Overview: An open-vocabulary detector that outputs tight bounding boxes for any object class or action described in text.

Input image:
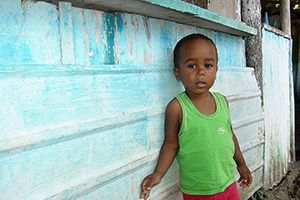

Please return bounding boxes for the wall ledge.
[40,0,257,36]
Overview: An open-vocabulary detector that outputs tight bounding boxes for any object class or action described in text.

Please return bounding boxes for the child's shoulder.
[211,91,229,106]
[211,91,227,100]
[166,96,182,111]
[167,97,180,109]
[211,91,224,96]
[165,97,182,121]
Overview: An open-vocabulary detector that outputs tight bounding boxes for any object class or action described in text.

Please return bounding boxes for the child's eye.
[205,64,213,68]
[188,64,196,68]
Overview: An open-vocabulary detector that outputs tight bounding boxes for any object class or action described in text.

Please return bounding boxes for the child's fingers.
[140,177,151,199]
[248,174,253,185]
[239,178,251,188]
[242,179,248,187]
[140,186,151,199]
[238,177,243,183]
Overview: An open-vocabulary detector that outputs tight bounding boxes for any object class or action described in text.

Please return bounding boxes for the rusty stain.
[122,14,133,57]
[143,17,151,42]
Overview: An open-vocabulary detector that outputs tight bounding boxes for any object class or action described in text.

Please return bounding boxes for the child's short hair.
[173,33,218,69]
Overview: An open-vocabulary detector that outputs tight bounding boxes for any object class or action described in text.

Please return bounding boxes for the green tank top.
[175,92,236,195]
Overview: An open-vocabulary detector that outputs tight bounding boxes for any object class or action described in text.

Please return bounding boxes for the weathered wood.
[59,2,75,64]
[280,0,291,36]
[39,0,256,36]
[241,0,263,90]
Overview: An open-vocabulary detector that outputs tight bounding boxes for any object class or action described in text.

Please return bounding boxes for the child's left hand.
[237,165,252,187]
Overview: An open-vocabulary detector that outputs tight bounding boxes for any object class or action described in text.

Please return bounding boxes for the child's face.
[174,39,218,97]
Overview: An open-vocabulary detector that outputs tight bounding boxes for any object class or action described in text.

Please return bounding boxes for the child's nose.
[196,67,205,75]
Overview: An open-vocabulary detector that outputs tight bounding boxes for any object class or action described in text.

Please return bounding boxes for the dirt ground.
[249,147,300,200]
[261,163,300,200]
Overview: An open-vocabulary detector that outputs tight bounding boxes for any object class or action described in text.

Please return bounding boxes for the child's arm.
[224,95,252,187]
[231,127,252,187]
[140,99,181,200]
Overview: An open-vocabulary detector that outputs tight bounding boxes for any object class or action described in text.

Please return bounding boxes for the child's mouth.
[196,81,206,87]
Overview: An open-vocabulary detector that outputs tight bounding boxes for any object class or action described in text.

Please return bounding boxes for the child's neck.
[186,91,216,115]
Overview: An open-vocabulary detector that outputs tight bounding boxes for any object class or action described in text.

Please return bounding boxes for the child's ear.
[174,67,181,81]
[215,66,218,79]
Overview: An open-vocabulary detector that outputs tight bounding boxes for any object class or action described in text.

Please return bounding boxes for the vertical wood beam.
[280,0,291,37]
[242,0,263,92]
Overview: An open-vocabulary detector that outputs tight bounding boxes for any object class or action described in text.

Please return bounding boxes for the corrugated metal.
[262,28,293,188]
[0,1,264,199]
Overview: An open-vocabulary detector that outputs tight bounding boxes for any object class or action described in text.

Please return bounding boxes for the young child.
[140,33,252,200]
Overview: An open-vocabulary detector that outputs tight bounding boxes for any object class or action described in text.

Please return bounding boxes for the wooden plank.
[40,0,257,36]
[59,2,75,64]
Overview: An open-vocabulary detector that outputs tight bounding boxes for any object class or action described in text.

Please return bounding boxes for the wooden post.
[241,0,263,91]
[280,0,291,36]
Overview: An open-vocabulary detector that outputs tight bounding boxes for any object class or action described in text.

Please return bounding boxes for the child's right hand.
[140,172,162,200]
[237,164,252,187]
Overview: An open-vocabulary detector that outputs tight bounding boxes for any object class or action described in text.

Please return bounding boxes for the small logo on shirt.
[217,127,225,135]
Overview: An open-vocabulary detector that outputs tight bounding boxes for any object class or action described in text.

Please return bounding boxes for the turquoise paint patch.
[216,32,245,68]
[116,13,124,33]
[103,13,115,64]
[0,0,60,64]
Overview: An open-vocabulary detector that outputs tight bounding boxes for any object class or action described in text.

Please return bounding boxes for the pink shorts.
[182,182,240,200]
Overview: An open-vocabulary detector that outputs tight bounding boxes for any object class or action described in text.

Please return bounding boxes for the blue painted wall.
[0,1,264,199]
